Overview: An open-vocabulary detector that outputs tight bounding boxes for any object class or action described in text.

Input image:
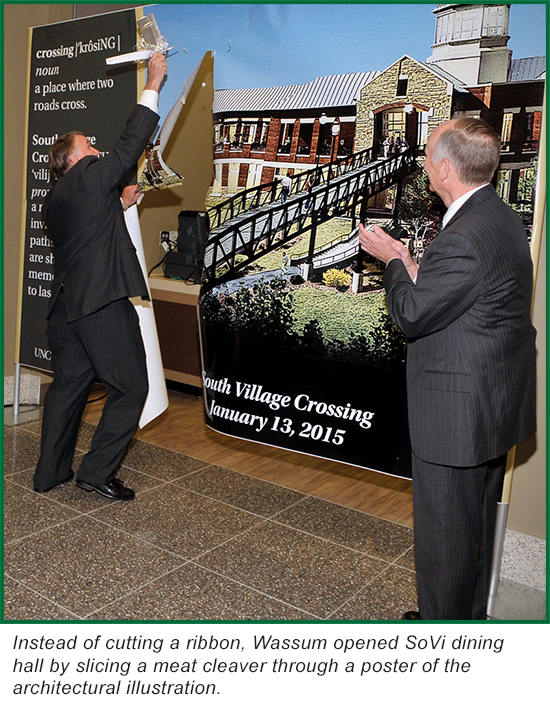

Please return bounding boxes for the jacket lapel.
[443,184,497,230]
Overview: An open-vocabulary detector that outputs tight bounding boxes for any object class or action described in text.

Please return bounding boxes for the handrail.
[204,146,417,287]
[208,144,384,230]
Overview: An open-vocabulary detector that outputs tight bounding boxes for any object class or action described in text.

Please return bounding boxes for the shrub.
[322,268,351,289]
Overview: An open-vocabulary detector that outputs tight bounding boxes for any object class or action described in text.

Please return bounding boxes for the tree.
[389,170,446,261]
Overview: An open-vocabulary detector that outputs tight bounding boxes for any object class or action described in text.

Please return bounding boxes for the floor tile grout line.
[185,518,275,564]
[192,549,382,622]
[241,515,412,566]
[9,470,400,569]
[6,439,414,560]
[9,473,414,568]
[91,474,413,566]
[189,561,324,620]
[81,561,198,620]
[8,478,413,573]
[6,419,414,621]
[78,512,195,562]
[78,419,414,529]
[8,465,183,501]
[6,511,323,621]
[184,519,410,617]
[166,478,312,520]
[323,561,400,620]
[4,574,84,620]
[82,560,321,621]
[7,419,414,529]
[4,466,36,478]
[5,500,97,547]
[326,551,421,620]
[7,468,414,571]
[118,462,212,481]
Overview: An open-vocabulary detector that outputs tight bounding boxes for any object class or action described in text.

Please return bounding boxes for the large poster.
[18,4,543,479]
[17,9,139,370]
[147,2,544,479]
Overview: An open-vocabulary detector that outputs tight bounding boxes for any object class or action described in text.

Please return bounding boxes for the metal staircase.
[204,146,418,286]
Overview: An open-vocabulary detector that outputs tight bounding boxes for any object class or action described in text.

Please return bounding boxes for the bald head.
[430,118,501,187]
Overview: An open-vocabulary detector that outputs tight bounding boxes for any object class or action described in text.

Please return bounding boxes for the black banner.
[199,295,412,478]
[18,10,139,369]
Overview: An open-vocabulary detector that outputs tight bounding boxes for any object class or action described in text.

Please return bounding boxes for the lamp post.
[318,113,328,162]
[331,119,340,162]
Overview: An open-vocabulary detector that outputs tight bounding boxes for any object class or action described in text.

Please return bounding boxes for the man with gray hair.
[359,118,536,620]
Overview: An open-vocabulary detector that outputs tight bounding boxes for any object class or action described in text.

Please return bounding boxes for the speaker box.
[163,210,209,282]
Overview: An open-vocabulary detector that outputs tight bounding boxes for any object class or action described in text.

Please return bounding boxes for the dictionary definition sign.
[17,10,138,370]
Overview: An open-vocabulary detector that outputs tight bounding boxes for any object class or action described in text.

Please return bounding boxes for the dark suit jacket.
[45,104,159,323]
[384,184,536,467]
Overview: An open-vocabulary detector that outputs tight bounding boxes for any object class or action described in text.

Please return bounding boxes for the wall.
[509,218,546,539]
[356,56,453,151]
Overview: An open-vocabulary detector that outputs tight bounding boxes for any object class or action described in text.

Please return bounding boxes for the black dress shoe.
[76,478,135,501]
[402,611,422,620]
[34,470,75,493]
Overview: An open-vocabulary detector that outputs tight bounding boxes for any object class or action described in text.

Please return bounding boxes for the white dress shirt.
[441,183,489,228]
[138,89,159,114]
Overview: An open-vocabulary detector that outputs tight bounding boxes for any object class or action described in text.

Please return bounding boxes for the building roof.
[213,71,381,114]
[508,56,546,82]
[408,56,469,93]
[213,53,544,116]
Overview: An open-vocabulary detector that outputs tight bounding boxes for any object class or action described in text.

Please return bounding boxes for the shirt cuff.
[139,89,159,114]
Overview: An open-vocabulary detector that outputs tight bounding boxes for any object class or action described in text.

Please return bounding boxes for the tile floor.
[4,419,417,621]
[4,416,544,621]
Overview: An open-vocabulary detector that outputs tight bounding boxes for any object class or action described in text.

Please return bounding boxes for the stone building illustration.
[211,4,544,205]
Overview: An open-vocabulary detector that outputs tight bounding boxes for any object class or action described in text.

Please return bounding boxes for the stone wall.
[356,56,454,151]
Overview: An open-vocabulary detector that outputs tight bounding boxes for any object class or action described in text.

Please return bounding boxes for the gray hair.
[432,118,500,186]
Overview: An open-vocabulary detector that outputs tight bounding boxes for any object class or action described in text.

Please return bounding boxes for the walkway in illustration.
[204,146,417,286]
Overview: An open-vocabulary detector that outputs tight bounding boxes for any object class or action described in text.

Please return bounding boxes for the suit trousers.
[412,451,506,621]
[33,293,148,490]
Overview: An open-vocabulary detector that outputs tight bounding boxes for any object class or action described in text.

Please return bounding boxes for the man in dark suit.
[33,53,168,501]
[359,118,536,620]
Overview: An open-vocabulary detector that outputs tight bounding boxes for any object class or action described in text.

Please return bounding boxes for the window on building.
[278,122,293,153]
[337,122,354,156]
[501,113,513,152]
[496,169,511,201]
[297,123,313,155]
[396,76,408,97]
[452,7,482,41]
[435,13,453,44]
[213,123,223,146]
[251,120,270,151]
[384,110,406,138]
[214,122,232,151]
[230,120,243,149]
[418,112,429,147]
[517,163,537,203]
[523,111,541,152]
[245,122,256,144]
[482,4,508,37]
